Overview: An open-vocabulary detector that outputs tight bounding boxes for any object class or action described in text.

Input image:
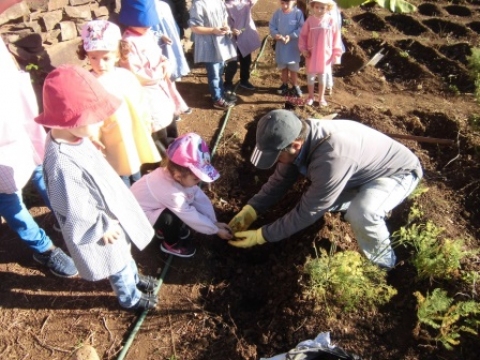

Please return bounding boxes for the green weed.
[395,222,478,282]
[304,249,397,312]
[414,288,480,350]
[467,47,480,104]
[468,113,480,131]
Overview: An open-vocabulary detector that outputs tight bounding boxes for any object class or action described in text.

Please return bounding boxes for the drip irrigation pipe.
[116,34,272,360]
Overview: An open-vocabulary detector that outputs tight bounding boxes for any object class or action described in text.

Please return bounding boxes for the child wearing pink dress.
[298,0,343,107]
[118,0,191,155]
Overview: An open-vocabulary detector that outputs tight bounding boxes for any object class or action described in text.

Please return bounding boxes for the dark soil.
[1,1,480,359]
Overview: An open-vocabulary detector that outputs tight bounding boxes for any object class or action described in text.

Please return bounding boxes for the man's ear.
[290,140,303,153]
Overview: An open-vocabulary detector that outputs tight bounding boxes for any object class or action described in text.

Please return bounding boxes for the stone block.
[64,5,92,20]
[93,6,109,18]
[41,10,63,31]
[0,2,30,26]
[26,0,48,12]
[42,38,84,69]
[45,29,62,44]
[70,0,92,5]
[60,20,77,41]
[48,0,69,11]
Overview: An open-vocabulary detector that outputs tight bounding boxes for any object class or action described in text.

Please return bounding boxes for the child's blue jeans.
[329,171,421,269]
[0,165,54,254]
[108,258,142,309]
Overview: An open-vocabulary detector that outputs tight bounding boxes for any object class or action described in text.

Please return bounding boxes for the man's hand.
[229,228,266,248]
[228,205,257,233]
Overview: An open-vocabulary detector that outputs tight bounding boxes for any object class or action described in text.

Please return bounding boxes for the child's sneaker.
[326,87,332,96]
[213,98,235,109]
[160,239,196,258]
[130,291,158,311]
[277,83,288,95]
[33,247,78,278]
[155,227,191,240]
[136,274,159,293]
[183,107,193,115]
[292,85,302,97]
[306,98,314,106]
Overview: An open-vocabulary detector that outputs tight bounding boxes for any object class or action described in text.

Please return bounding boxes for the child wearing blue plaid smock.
[37,65,158,312]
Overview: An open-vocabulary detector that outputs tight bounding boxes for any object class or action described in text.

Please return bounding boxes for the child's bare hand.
[216,222,234,240]
[283,35,290,44]
[103,222,121,244]
[302,50,311,58]
[161,35,172,45]
[275,34,284,41]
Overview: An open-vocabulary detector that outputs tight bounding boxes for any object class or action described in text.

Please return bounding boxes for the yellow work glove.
[228,228,266,248]
[228,205,257,233]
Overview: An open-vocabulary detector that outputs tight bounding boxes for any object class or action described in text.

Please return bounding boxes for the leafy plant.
[468,113,480,130]
[395,222,478,281]
[413,288,480,350]
[336,0,417,13]
[467,47,480,104]
[399,50,409,58]
[304,249,397,311]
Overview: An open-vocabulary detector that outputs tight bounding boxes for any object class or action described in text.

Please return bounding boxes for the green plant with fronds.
[414,288,480,350]
[468,113,480,131]
[467,47,480,104]
[395,222,478,281]
[336,0,416,13]
[304,249,397,312]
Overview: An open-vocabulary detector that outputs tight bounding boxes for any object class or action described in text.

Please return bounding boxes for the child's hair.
[76,41,121,61]
[166,159,193,178]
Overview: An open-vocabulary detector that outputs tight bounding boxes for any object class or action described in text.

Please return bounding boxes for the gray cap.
[250,110,302,169]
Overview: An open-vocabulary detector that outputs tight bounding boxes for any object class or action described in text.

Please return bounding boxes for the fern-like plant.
[467,47,480,104]
[304,249,397,312]
[395,222,478,281]
[414,288,480,350]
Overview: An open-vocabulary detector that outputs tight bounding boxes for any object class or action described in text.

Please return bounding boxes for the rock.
[64,5,92,20]
[45,29,61,44]
[42,38,83,69]
[0,2,30,26]
[47,0,69,12]
[92,6,109,18]
[41,10,62,31]
[60,21,77,41]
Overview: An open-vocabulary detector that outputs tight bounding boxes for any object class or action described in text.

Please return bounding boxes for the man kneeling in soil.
[228,109,423,269]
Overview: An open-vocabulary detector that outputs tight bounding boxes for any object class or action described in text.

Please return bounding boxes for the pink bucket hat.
[81,20,122,52]
[167,133,220,183]
[35,65,121,129]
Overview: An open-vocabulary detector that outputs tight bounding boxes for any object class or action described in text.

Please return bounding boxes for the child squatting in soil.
[269,0,305,97]
[118,0,191,155]
[37,65,158,311]
[299,0,343,107]
[77,19,161,188]
[131,133,234,258]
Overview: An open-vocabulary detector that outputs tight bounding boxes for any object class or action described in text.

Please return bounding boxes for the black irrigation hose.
[116,35,271,359]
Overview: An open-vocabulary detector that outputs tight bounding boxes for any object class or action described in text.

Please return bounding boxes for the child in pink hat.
[78,19,161,187]
[37,65,158,311]
[131,133,233,258]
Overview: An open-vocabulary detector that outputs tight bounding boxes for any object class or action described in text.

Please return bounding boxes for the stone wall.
[0,0,191,72]
[0,0,121,70]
